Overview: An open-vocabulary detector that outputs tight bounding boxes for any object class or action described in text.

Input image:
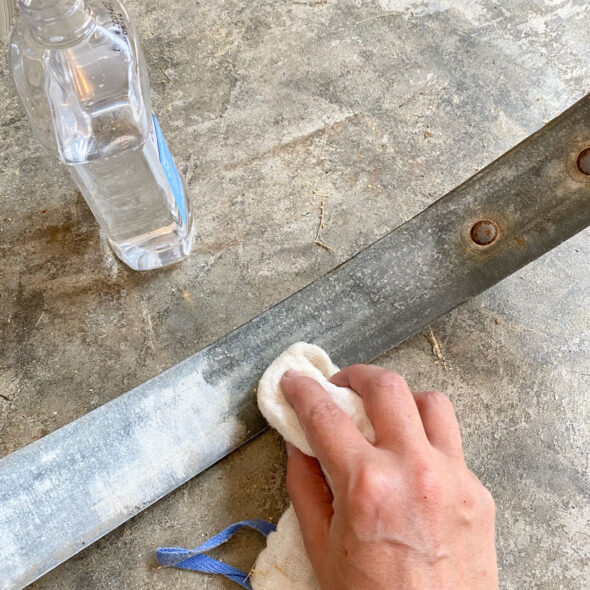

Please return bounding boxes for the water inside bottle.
[10,0,195,271]
[70,131,194,270]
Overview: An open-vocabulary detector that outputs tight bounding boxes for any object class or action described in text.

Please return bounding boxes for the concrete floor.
[0,0,589,588]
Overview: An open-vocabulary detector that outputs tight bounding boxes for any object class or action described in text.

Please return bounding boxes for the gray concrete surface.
[0,0,588,588]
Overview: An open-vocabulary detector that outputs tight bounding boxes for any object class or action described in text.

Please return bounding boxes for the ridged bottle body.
[11,0,194,270]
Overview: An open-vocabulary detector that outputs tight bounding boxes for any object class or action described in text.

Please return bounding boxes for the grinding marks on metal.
[1,94,590,589]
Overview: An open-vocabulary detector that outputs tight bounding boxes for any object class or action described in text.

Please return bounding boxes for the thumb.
[286,443,333,559]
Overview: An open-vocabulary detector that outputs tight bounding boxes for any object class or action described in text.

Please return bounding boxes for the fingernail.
[285,441,295,456]
[283,369,303,380]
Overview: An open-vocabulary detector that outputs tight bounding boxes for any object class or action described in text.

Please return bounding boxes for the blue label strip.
[157,519,277,589]
[152,114,187,224]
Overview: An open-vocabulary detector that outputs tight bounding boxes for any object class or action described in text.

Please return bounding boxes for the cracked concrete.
[0,0,589,588]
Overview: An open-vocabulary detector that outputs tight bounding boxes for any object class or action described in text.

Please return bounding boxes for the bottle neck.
[19,0,92,45]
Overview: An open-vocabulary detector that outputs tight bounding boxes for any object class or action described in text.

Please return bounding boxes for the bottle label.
[152,114,188,224]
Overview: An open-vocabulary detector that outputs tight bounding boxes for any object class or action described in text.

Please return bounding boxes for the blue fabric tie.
[157,519,277,589]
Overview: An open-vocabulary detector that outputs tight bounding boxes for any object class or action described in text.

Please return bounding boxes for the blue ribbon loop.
[157,519,277,589]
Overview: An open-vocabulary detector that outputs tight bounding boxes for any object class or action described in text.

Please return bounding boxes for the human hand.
[281,365,498,590]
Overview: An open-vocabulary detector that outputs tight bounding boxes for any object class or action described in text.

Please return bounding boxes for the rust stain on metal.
[470,219,500,246]
[577,147,590,175]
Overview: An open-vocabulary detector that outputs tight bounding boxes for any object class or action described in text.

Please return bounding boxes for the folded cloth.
[252,342,375,590]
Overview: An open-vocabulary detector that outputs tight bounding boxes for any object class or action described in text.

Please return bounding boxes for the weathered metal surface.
[1,94,590,589]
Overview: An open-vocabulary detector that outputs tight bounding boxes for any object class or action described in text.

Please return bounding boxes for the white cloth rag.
[252,342,375,590]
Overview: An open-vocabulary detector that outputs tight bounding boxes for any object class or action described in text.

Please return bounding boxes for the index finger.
[281,371,371,485]
[330,364,428,451]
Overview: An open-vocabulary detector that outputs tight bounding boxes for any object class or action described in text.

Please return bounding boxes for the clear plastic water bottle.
[10,0,194,271]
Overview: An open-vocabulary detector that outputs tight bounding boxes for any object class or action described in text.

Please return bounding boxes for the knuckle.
[305,400,341,428]
[286,377,323,405]
[457,487,478,515]
[291,376,314,394]
[371,370,407,394]
[282,376,306,400]
[354,463,388,496]
[456,476,496,525]
[412,457,444,506]
[347,463,391,524]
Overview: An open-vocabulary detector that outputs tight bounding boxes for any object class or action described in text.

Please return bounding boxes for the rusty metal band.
[1,94,589,589]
